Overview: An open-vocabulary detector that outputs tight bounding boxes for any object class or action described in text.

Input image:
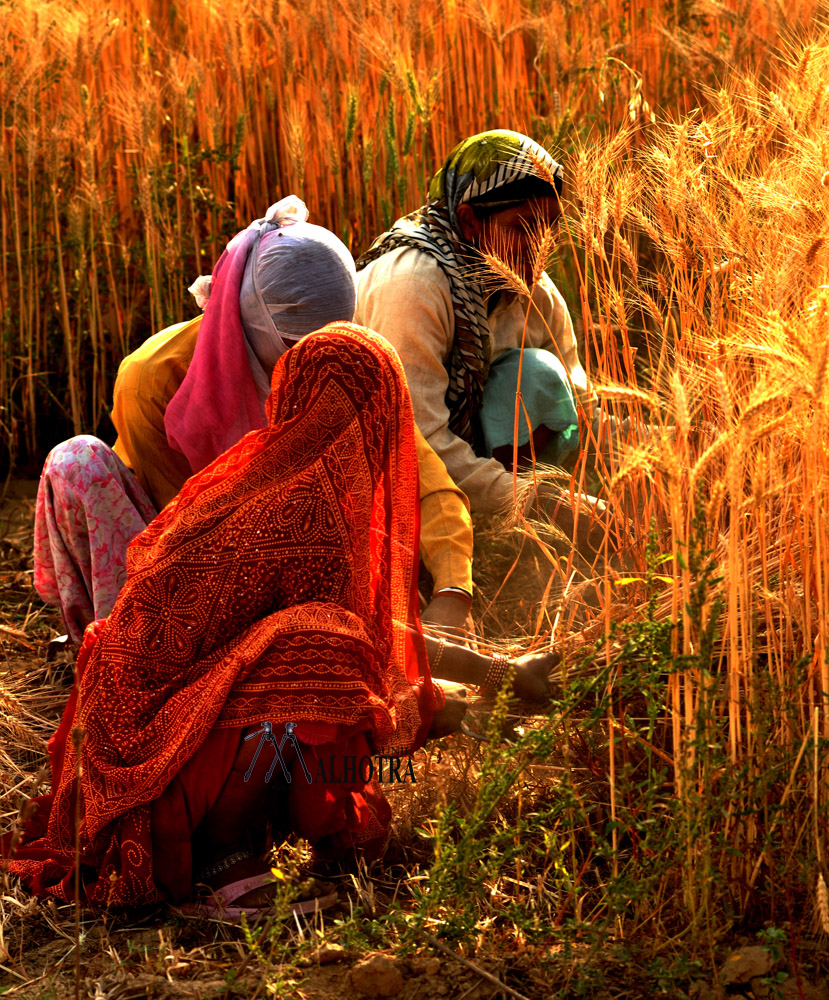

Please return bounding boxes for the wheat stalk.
[817,873,829,935]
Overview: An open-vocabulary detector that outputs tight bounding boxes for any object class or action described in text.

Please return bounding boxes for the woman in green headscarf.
[355,130,602,576]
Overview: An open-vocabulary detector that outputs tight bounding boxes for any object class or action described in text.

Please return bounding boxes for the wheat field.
[2,0,829,996]
[0,0,819,467]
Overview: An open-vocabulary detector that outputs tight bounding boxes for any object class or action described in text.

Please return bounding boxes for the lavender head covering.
[239,217,357,397]
[168,197,358,473]
[189,195,358,401]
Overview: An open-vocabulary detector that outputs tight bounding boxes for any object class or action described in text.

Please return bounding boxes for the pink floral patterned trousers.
[33,436,158,643]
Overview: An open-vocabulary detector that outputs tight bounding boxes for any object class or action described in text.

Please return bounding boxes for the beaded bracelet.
[199,849,253,882]
[431,637,447,673]
[482,653,513,694]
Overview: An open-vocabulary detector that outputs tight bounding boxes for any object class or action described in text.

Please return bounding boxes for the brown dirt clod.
[719,945,774,984]
[349,953,405,997]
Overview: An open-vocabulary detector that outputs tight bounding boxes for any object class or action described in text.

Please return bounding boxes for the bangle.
[482,653,513,694]
[433,588,473,608]
[430,637,447,673]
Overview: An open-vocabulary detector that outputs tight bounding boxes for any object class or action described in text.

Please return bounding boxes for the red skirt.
[7,708,391,906]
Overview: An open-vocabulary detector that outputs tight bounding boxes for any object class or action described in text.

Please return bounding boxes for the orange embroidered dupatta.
[6,324,432,904]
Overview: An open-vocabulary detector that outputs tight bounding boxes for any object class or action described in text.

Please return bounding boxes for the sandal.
[173,872,338,922]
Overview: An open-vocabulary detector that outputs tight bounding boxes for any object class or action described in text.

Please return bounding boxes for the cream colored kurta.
[355,247,591,513]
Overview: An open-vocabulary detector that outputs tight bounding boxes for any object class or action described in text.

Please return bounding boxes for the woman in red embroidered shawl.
[7,323,556,918]
[7,323,462,915]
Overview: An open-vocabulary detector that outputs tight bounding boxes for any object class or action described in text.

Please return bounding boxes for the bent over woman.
[7,324,553,919]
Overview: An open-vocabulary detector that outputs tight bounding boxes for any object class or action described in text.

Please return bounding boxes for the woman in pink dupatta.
[33,197,362,643]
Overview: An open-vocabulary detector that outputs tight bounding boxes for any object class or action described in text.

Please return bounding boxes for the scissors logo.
[243,721,313,785]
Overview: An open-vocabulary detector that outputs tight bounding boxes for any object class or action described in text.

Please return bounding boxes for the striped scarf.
[357,130,563,448]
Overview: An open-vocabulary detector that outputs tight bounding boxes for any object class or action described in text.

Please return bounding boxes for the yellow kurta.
[111,315,473,594]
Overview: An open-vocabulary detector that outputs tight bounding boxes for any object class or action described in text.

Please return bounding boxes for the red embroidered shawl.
[8,323,431,902]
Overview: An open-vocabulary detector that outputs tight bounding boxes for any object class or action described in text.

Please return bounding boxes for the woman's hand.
[428,681,468,738]
[509,649,559,702]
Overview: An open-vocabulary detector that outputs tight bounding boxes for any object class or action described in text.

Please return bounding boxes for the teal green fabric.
[480,348,579,464]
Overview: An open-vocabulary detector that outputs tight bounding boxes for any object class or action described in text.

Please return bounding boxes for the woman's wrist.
[431,587,473,607]
[480,653,514,694]
[423,632,515,692]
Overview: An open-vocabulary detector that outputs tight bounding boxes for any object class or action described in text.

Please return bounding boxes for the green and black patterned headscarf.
[357,130,563,448]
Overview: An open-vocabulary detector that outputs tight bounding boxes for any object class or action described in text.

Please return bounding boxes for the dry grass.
[0,506,630,1000]
[526,23,829,944]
